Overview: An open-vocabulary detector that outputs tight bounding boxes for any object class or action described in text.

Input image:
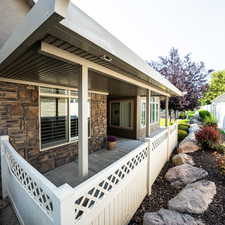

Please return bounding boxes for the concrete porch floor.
[45,138,144,187]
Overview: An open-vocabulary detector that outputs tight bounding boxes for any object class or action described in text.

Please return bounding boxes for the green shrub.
[198,109,211,121]
[219,129,225,136]
[179,112,186,119]
[187,111,195,119]
[178,124,190,131]
[178,119,190,125]
[203,115,217,127]
[178,129,188,142]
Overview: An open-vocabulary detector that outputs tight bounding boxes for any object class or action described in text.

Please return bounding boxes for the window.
[110,100,133,129]
[140,100,146,128]
[150,97,159,123]
[40,87,91,149]
[140,97,160,127]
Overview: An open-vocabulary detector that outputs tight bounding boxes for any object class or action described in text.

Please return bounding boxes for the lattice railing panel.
[151,131,168,151]
[73,144,148,222]
[5,149,54,216]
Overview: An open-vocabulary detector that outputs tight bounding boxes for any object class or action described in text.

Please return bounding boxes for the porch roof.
[0,0,182,97]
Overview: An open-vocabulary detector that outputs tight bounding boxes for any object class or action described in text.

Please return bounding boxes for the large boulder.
[189,124,201,134]
[143,208,205,225]
[172,153,195,166]
[177,141,200,153]
[168,180,216,214]
[165,164,208,188]
[184,132,197,143]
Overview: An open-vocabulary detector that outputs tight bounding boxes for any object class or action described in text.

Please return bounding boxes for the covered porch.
[45,138,144,187]
[0,1,182,225]
[1,124,177,225]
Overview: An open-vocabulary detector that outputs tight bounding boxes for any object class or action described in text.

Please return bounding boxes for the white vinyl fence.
[201,103,225,131]
[1,124,178,225]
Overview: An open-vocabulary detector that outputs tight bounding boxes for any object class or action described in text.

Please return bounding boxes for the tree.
[149,47,209,114]
[200,70,225,105]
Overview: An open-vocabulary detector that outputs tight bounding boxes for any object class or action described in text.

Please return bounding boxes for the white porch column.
[78,65,89,176]
[165,96,169,127]
[146,90,151,137]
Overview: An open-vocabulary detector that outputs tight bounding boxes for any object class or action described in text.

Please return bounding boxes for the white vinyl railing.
[146,123,178,193]
[1,124,177,225]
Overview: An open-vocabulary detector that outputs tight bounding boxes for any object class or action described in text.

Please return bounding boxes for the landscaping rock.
[189,124,201,134]
[177,141,200,153]
[190,118,202,125]
[165,164,208,187]
[184,132,197,143]
[0,199,8,209]
[143,208,205,225]
[172,153,195,166]
[168,180,216,214]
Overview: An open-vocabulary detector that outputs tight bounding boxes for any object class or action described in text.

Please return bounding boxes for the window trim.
[140,100,146,128]
[140,97,160,128]
[39,87,91,151]
[150,97,160,124]
[109,99,134,130]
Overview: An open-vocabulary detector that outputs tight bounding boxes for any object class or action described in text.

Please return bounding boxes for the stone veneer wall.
[0,82,107,173]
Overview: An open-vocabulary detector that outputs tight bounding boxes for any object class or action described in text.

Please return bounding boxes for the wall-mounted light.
[101,55,112,62]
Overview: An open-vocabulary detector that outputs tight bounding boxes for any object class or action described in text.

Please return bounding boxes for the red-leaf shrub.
[195,126,221,150]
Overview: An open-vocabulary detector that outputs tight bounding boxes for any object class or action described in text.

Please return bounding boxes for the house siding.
[0,81,107,173]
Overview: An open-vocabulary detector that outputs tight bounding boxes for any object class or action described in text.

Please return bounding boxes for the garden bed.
[129,150,225,225]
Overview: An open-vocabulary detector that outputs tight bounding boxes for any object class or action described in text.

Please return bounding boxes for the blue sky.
[73,0,225,71]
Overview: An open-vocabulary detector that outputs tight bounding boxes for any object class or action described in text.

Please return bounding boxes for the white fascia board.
[0,0,69,68]
[61,3,182,96]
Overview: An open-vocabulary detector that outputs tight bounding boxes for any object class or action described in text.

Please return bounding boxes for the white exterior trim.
[0,77,109,96]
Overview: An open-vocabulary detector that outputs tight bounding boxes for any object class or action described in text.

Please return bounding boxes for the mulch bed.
[129,150,225,225]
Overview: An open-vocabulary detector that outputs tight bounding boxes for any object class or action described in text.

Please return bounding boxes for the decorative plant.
[198,109,211,121]
[187,111,195,119]
[203,115,218,127]
[195,126,221,150]
[178,130,188,142]
[178,124,190,132]
[107,136,117,142]
[178,112,186,119]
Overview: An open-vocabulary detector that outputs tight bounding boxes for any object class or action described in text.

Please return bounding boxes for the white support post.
[0,135,9,199]
[145,137,152,195]
[53,184,75,225]
[165,96,169,127]
[165,96,170,160]
[78,65,89,177]
[146,90,151,137]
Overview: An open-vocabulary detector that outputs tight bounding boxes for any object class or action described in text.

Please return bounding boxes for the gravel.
[129,150,225,225]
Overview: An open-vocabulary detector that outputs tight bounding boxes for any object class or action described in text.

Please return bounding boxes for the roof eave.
[0,0,182,97]
[0,0,69,70]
